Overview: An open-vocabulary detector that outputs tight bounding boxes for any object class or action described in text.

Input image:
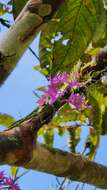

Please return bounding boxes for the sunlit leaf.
[87,48,101,56]
[0,113,15,127]
[56,126,66,136]
[11,166,18,178]
[36,86,47,92]
[43,128,54,148]
[0,3,6,16]
[101,105,107,135]
[87,84,107,136]
[40,0,105,76]
[85,134,100,160]
[67,126,81,153]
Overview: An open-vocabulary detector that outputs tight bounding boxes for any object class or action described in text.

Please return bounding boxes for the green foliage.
[42,128,54,148]
[0,113,15,127]
[87,86,103,133]
[68,127,81,153]
[87,84,107,135]
[52,103,86,125]
[56,126,66,136]
[102,107,107,135]
[12,0,28,19]
[11,166,18,178]
[0,3,7,16]
[85,133,99,160]
[39,0,105,76]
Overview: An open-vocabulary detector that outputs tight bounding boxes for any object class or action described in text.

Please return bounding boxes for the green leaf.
[56,126,66,136]
[92,2,106,43]
[43,128,54,148]
[53,110,78,124]
[0,113,15,127]
[12,0,28,19]
[87,48,101,56]
[87,85,107,134]
[37,126,46,136]
[101,104,107,135]
[40,0,105,76]
[67,127,81,153]
[11,166,18,178]
[34,64,41,71]
[0,3,7,16]
[92,24,107,47]
[85,134,99,160]
[36,86,47,92]
[88,90,102,132]
[34,64,48,76]
[52,104,79,124]
[85,84,107,135]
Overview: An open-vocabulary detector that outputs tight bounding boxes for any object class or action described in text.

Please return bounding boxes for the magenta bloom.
[69,80,80,88]
[68,93,86,110]
[4,177,21,190]
[45,85,59,104]
[37,94,49,106]
[46,73,70,104]
[49,72,69,87]
[0,171,5,180]
[0,171,21,190]
[37,72,82,106]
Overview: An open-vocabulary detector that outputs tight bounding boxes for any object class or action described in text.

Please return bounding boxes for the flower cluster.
[38,72,87,110]
[0,171,21,190]
[68,93,87,110]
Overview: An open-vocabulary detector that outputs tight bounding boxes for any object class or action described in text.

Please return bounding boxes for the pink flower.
[0,171,5,180]
[0,171,21,190]
[49,72,69,87]
[69,80,80,88]
[68,93,86,110]
[45,85,59,104]
[46,73,70,104]
[4,177,21,190]
[37,72,83,107]
[37,94,49,106]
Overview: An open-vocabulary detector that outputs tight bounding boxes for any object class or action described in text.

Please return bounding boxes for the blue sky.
[0,1,107,190]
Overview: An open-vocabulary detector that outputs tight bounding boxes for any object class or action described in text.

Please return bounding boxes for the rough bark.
[26,143,107,189]
[0,0,64,85]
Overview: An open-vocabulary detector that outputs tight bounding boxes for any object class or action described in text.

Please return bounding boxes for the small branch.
[28,47,40,61]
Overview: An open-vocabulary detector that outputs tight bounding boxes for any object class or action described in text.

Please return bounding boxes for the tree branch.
[26,143,107,189]
[0,126,107,189]
[0,0,64,86]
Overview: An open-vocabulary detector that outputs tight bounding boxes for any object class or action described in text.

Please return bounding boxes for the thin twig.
[28,47,40,62]
[59,178,66,190]
[81,183,85,190]
[75,183,80,190]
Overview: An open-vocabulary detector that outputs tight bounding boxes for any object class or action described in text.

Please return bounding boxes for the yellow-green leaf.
[0,113,15,127]
[11,166,18,178]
